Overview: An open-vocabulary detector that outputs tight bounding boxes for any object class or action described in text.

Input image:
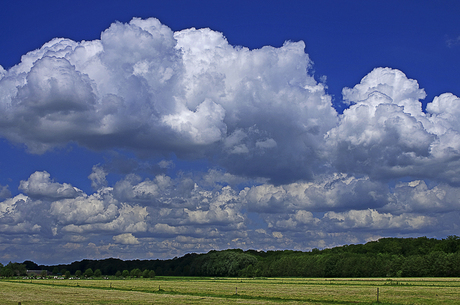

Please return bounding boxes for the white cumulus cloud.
[0,17,337,184]
[19,171,83,199]
[113,233,139,245]
[327,67,460,185]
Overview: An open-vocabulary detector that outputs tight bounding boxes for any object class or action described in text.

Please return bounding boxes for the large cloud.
[1,19,460,186]
[0,18,337,184]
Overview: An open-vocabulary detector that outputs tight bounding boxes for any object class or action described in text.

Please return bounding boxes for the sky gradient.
[1,0,460,265]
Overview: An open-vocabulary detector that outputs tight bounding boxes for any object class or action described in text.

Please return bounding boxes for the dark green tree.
[2,262,27,277]
[84,268,94,278]
[75,270,82,277]
[401,255,426,277]
[130,268,142,278]
[122,270,129,277]
[1,266,14,277]
[52,267,60,275]
[444,235,460,253]
[115,270,122,277]
[241,264,254,277]
[94,269,102,277]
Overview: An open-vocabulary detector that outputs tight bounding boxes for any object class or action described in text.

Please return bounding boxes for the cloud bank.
[1,18,460,263]
[1,169,458,264]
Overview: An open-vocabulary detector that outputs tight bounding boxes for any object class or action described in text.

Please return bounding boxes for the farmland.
[1,277,460,304]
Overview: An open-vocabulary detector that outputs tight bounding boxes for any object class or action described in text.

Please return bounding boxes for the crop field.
[1,277,460,305]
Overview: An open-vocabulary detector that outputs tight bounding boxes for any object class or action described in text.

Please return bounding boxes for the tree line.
[0,261,157,279]
[2,236,459,278]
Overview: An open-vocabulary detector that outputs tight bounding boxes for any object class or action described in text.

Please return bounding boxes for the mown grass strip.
[6,277,460,305]
[3,279,405,305]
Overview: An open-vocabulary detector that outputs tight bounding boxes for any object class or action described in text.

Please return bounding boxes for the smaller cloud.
[0,185,11,199]
[324,208,436,231]
[255,228,267,234]
[446,35,460,47]
[63,243,81,250]
[19,171,82,199]
[151,223,185,235]
[202,169,251,187]
[158,160,174,169]
[88,165,108,190]
[255,138,277,149]
[113,233,139,245]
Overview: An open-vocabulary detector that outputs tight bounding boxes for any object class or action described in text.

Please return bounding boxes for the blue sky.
[1,0,460,264]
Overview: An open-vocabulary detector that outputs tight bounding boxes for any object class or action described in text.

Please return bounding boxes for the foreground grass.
[1,277,460,304]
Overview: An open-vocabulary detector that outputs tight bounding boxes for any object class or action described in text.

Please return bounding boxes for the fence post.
[377,287,379,303]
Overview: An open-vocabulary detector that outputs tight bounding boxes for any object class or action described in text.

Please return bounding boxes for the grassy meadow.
[1,277,460,304]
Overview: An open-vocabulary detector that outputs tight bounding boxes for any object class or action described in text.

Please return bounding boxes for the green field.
[1,277,459,304]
